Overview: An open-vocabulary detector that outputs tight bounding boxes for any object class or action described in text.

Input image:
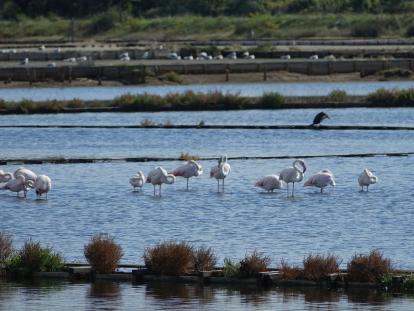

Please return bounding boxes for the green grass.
[0,13,412,40]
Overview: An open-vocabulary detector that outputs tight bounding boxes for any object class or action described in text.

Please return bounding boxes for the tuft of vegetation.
[380,68,413,78]
[223,257,241,278]
[84,233,123,274]
[158,71,183,84]
[278,259,304,280]
[327,89,347,102]
[402,274,414,292]
[406,23,414,37]
[179,152,200,161]
[239,250,271,278]
[0,232,13,265]
[144,241,194,276]
[303,254,341,281]
[367,88,414,106]
[5,240,64,274]
[351,21,381,37]
[347,250,392,283]
[192,246,217,272]
[140,118,157,126]
[258,92,285,108]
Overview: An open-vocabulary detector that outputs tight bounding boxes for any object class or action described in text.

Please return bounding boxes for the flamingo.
[130,171,146,191]
[14,167,37,188]
[171,160,203,191]
[279,159,307,197]
[0,170,13,183]
[1,175,33,197]
[255,175,284,192]
[304,169,336,193]
[358,169,378,191]
[210,155,231,192]
[146,167,176,196]
[34,175,52,199]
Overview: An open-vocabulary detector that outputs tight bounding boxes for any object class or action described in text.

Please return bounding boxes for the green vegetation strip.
[1,89,414,115]
[0,152,412,166]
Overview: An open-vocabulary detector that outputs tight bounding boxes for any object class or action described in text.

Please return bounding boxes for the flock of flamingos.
[0,155,378,199]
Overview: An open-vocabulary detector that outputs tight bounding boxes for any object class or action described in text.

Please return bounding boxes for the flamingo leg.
[159,184,162,196]
[153,185,156,196]
[286,183,289,197]
[186,178,189,191]
[292,182,295,197]
[223,178,225,189]
[366,185,369,192]
[321,188,323,193]
[217,179,219,192]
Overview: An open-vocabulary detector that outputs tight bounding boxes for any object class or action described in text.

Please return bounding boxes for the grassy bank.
[0,13,413,41]
[1,89,414,114]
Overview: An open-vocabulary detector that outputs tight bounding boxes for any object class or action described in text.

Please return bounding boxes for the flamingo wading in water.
[279,159,306,197]
[210,155,231,192]
[14,167,37,188]
[358,169,378,191]
[304,169,336,193]
[34,175,52,199]
[130,171,146,191]
[171,160,203,191]
[255,175,284,192]
[1,175,33,197]
[146,167,176,196]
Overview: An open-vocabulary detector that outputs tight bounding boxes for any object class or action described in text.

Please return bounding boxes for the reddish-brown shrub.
[239,250,271,278]
[84,234,123,274]
[347,250,392,283]
[303,254,341,281]
[0,232,13,263]
[279,259,304,280]
[144,241,194,276]
[192,246,217,272]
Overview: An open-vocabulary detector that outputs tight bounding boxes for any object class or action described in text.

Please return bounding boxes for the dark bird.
[311,112,330,126]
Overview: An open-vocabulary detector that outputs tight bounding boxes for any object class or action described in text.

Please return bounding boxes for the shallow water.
[1,155,413,269]
[1,107,414,127]
[1,81,414,101]
[1,280,414,311]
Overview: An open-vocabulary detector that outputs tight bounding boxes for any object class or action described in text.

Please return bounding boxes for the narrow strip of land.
[1,124,413,130]
[1,152,412,166]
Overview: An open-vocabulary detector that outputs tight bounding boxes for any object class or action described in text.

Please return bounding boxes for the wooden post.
[225,65,230,82]
[263,65,267,81]
[68,66,72,83]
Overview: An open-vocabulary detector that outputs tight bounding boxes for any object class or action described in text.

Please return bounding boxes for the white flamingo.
[34,175,52,199]
[14,167,37,188]
[210,155,231,192]
[255,175,284,192]
[1,175,33,197]
[146,167,176,196]
[304,169,336,193]
[358,169,378,191]
[171,160,203,191]
[0,170,13,183]
[130,171,146,191]
[279,159,307,197]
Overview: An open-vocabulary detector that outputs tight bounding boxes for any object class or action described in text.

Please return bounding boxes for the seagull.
[311,112,330,126]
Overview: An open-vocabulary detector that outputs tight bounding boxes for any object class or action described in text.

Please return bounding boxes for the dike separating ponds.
[1,58,414,83]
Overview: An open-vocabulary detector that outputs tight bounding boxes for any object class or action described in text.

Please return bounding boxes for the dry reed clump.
[347,250,392,283]
[179,152,200,161]
[239,250,271,278]
[144,241,194,276]
[0,232,13,264]
[84,233,123,274]
[278,259,304,280]
[192,246,217,272]
[303,254,341,281]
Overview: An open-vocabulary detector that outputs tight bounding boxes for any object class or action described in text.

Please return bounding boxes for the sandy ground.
[0,71,400,89]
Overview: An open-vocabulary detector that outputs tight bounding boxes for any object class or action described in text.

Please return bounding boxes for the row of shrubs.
[1,89,414,114]
[2,231,413,291]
